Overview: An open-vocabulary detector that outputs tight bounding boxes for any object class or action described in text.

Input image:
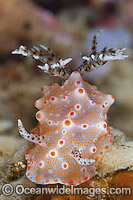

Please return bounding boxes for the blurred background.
[0,0,133,139]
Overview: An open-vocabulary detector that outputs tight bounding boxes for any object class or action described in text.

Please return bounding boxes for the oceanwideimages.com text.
[1,183,132,197]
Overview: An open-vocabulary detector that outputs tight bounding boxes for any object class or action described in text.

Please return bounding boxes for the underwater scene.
[0,0,133,199]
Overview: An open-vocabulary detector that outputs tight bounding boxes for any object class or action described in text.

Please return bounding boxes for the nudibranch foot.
[18,119,46,147]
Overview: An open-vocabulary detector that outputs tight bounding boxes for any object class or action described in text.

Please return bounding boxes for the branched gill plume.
[12,30,128,79]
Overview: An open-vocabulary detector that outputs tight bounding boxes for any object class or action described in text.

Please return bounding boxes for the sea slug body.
[18,71,114,186]
[12,31,128,186]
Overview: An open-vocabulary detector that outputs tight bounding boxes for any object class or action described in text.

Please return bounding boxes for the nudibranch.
[12,31,128,185]
[17,71,114,185]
